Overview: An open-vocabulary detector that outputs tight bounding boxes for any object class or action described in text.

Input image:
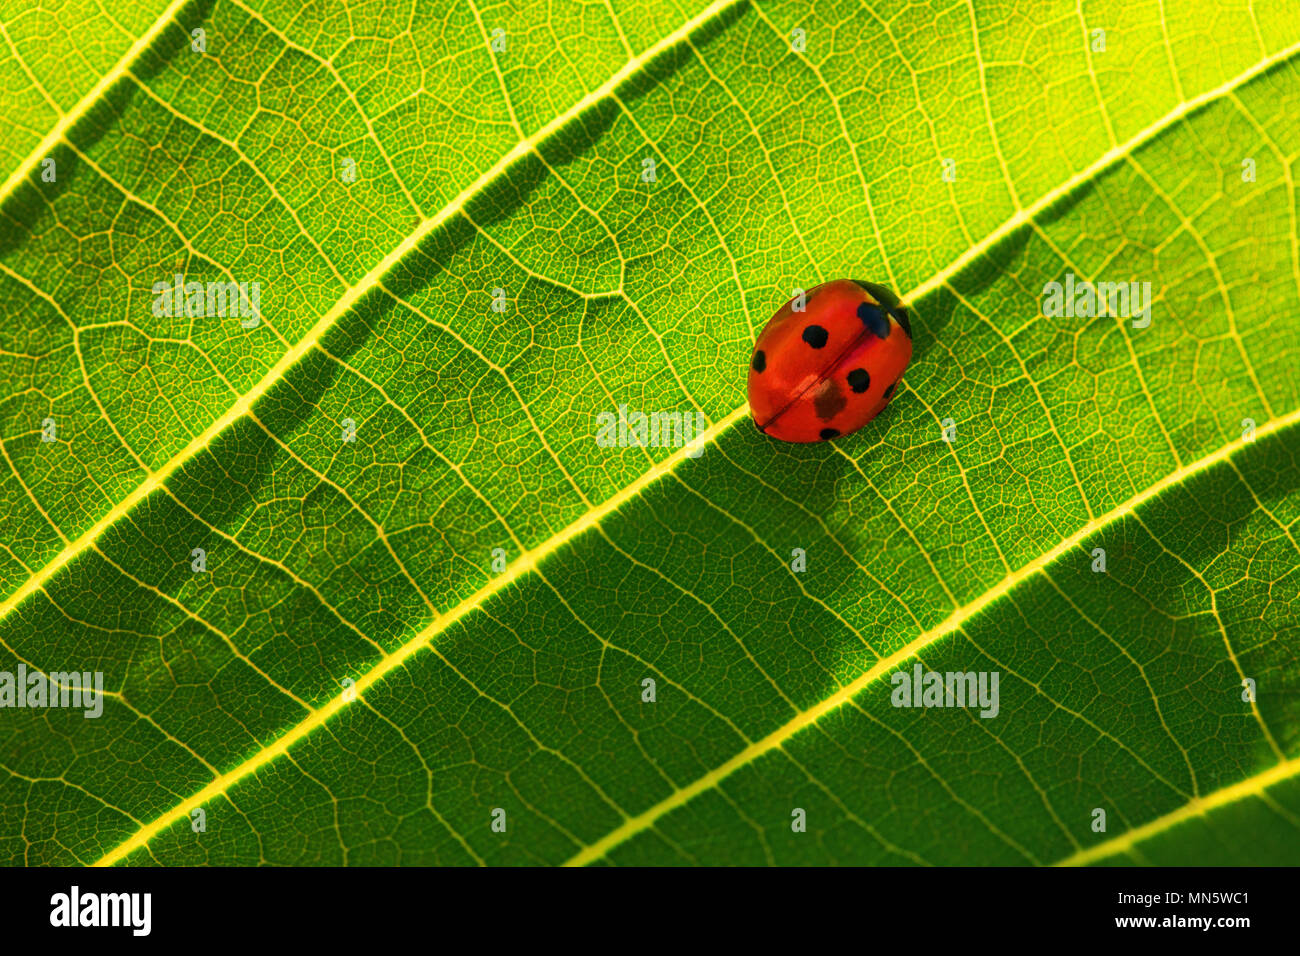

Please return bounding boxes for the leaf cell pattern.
[0,0,1298,866]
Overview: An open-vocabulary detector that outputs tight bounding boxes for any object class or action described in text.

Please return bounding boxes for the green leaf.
[1,0,1298,866]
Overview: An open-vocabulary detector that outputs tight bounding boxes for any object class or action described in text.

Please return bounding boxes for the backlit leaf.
[0,0,1298,866]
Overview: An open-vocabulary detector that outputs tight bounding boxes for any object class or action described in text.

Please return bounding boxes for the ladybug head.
[851,279,911,340]
[892,306,912,339]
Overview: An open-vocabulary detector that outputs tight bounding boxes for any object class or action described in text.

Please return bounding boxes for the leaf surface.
[0,0,1298,866]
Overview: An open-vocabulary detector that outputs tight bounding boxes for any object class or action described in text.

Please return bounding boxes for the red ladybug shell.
[747,279,912,443]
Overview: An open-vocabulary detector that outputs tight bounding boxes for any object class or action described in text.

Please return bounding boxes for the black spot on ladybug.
[857,302,891,338]
[892,307,912,339]
[819,428,840,440]
[883,381,897,401]
[752,349,766,372]
[847,368,871,393]
[802,324,828,348]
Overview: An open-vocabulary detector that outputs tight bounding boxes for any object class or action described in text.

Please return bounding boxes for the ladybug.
[747,278,912,443]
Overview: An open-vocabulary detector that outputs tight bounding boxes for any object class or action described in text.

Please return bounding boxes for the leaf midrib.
[9,6,1294,867]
